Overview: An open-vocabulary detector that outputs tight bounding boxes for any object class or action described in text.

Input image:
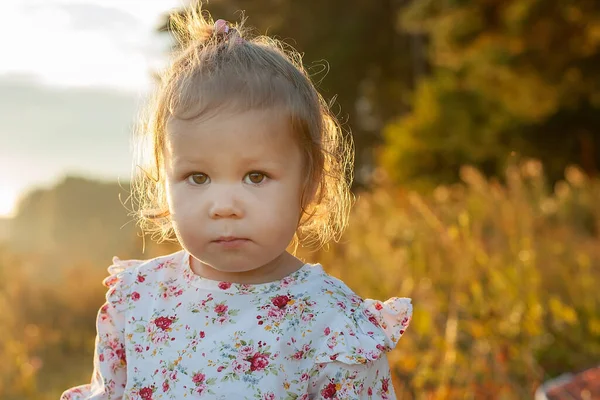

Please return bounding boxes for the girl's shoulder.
[102,250,186,288]
[99,251,186,310]
[309,270,413,365]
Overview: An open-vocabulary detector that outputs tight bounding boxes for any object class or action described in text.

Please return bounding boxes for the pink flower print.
[326,335,338,349]
[200,331,205,338]
[192,372,205,384]
[104,275,118,287]
[324,327,331,335]
[139,386,153,400]
[356,382,365,395]
[301,313,314,322]
[292,350,304,360]
[217,315,229,325]
[195,385,207,395]
[239,345,255,357]
[137,274,145,283]
[267,306,286,321]
[368,314,379,326]
[300,372,310,382]
[249,352,269,371]
[381,377,390,393]
[162,381,169,392]
[115,347,126,363]
[154,316,174,331]
[131,292,140,301]
[263,393,276,400]
[368,387,373,396]
[151,330,169,344]
[218,281,232,290]
[232,359,250,374]
[105,339,126,368]
[321,383,337,399]
[281,277,293,287]
[350,295,362,304]
[271,295,290,309]
[217,366,225,372]
[214,303,228,314]
[374,302,383,310]
[200,294,214,307]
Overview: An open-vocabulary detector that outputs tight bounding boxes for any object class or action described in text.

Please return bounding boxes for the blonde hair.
[132,3,354,248]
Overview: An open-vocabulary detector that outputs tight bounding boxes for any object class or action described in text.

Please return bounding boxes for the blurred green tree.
[382,0,600,187]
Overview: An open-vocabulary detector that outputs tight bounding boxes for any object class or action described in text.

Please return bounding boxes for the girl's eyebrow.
[242,158,285,167]
[170,156,284,169]
[170,157,205,168]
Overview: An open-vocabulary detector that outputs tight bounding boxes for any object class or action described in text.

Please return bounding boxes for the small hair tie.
[213,18,243,44]
[214,19,230,34]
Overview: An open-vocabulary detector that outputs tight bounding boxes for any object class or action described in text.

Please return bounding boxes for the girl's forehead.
[165,108,301,161]
[167,107,290,136]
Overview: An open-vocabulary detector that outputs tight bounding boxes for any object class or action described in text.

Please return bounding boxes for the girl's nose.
[208,186,243,219]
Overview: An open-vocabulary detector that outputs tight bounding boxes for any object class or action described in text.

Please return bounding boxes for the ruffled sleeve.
[60,257,141,400]
[314,297,412,365]
[310,297,412,398]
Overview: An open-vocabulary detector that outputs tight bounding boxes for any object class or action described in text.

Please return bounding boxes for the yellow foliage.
[311,160,600,398]
[549,297,578,326]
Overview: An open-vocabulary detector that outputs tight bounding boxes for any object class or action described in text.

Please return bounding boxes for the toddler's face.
[164,108,305,280]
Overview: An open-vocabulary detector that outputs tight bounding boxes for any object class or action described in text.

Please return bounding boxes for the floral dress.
[61,250,412,400]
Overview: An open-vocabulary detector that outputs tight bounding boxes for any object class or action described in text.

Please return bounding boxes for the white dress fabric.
[61,250,412,399]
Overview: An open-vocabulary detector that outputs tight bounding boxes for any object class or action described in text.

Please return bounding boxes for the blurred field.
[2,1,600,397]
[1,160,598,399]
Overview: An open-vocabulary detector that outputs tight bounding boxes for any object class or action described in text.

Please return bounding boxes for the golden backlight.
[0,189,16,217]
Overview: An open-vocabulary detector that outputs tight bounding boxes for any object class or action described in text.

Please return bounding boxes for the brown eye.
[244,172,266,184]
[188,173,210,185]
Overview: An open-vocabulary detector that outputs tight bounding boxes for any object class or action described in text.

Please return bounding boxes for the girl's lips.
[212,237,250,248]
[213,236,247,242]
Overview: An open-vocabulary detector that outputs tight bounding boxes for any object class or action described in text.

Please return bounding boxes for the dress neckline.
[179,251,324,295]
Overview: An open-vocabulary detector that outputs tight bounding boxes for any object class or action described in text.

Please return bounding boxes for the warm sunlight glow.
[0,189,17,217]
[0,0,179,90]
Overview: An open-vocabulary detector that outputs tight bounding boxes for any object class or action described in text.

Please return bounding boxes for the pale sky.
[0,0,183,216]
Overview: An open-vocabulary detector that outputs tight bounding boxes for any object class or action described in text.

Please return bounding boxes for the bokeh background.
[1,0,599,398]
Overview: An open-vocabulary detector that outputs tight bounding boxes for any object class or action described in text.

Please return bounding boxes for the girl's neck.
[189,251,305,285]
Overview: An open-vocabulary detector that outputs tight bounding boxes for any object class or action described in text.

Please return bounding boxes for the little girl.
[62,5,411,399]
